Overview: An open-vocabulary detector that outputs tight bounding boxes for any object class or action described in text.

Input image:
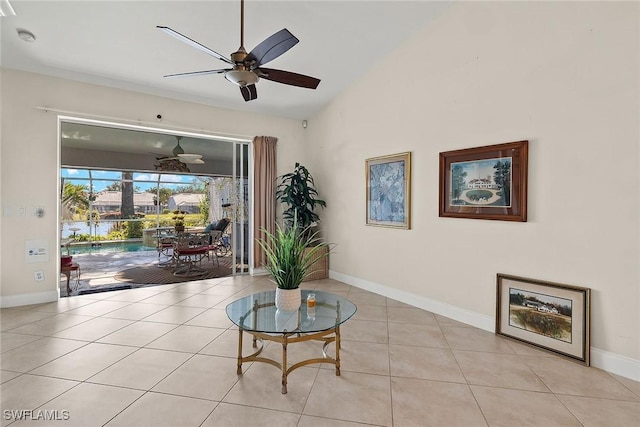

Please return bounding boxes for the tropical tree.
[104,181,122,191]
[121,171,135,218]
[493,160,512,205]
[146,187,172,206]
[451,164,467,202]
[62,182,89,218]
[199,188,210,224]
[173,179,206,194]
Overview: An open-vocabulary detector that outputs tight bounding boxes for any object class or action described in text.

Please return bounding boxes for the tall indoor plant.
[257,217,330,311]
[276,163,326,233]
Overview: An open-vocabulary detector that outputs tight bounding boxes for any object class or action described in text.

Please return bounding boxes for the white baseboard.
[250,267,268,276]
[590,347,640,382]
[0,290,59,308]
[329,269,640,383]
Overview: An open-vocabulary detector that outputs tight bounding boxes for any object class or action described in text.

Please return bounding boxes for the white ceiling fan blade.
[178,153,204,164]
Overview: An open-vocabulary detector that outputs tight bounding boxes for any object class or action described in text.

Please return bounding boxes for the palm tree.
[121,171,135,218]
[62,182,89,219]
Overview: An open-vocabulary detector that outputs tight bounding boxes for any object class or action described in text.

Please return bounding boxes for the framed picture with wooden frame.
[496,273,591,365]
[439,140,528,221]
[365,152,411,229]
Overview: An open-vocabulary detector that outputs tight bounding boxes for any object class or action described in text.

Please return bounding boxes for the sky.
[61,168,200,192]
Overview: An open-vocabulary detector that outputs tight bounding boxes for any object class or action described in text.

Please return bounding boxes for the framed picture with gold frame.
[365,152,411,229]
[439,140,528,221]
[496,273,591,365]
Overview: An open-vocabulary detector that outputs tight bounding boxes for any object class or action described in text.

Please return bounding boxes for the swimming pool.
[66,241,155,255]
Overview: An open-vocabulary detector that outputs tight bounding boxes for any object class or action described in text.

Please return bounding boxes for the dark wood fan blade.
[258,68,320,89]
[240,84,258,102]
[157,26,234,65]
[246,29,299,67]
[163,69,230,78]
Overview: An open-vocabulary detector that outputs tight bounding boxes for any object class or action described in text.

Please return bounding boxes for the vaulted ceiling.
[1,1,449,119]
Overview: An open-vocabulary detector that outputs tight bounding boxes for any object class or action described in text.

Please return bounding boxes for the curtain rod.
[35,106,251,143]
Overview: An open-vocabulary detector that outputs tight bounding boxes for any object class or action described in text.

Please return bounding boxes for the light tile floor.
[1,275,639,426]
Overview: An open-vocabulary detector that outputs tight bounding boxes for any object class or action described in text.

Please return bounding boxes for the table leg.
[281,336,288,394]
[237,328,244,375]
[73,267,81,291]
[335,326,341,376]
[64,271,71,294]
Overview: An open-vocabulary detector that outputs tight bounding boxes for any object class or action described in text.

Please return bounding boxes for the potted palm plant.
[172,210,185,233]
[277,163,326,233]
[257,217,330,311]
[276,163,329,280]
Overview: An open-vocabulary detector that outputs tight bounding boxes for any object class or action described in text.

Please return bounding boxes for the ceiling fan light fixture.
[224,69,258,87]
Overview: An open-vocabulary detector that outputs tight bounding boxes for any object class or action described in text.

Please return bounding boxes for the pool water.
[67,241,155,255]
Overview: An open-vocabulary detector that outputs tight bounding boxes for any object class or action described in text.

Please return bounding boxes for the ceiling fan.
[157,0,320,101]
[154,136,204,172]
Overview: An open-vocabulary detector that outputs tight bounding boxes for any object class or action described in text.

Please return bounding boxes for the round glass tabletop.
[226,290,357,334]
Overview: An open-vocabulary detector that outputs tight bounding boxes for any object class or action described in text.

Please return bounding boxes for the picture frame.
[496,273,591,365]
[365,152,411,229]
[439,140,528,221]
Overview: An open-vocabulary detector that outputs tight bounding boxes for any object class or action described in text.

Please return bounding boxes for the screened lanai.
[59,119,250,296]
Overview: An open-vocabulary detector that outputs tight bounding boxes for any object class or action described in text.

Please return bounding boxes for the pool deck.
[60,250,162,296]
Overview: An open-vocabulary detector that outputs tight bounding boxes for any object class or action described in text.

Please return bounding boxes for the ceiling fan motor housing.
[224,48,259,87]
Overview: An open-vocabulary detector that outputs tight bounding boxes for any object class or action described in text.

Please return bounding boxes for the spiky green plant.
[256,218,330,289]
[276,163,326,232]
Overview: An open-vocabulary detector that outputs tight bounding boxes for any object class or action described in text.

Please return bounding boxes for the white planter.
[275,287,301,311]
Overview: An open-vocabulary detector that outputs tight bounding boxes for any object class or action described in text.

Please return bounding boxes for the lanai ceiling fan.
[154,136,203,172]
[157,0,320,101]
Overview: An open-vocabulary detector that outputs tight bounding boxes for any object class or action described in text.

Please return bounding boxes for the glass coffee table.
[226,290,357,393]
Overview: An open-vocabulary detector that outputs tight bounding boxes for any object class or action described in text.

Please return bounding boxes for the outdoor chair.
[156,228,174,264]
[172,233,209,278]
[206,218,231,257]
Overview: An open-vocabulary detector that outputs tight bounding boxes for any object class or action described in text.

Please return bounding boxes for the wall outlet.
[34,271,45,282]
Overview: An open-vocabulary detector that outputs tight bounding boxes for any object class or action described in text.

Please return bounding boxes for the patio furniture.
[156,228,175,264]
[172,233,210,278]
[207,230,222,267]
[61,262,81,294]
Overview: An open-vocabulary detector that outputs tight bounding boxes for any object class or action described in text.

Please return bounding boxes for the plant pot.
[275,287,301,311]
[303,245,329,281]
[174,225,185,233]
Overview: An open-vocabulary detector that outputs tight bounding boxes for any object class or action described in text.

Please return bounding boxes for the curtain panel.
[253,136,277,268]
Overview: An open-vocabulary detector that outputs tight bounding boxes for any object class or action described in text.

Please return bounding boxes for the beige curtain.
[253,136,277,268]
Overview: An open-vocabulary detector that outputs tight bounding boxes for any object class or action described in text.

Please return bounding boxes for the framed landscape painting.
[439,140,528,221]
[496,274,591,365]
[366,152,411,229]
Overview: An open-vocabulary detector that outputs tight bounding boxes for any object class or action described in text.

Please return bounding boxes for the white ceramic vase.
[275,287,301,311]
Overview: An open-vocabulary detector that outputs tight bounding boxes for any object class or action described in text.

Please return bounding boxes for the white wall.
[1,1,638,380]
[0,69,305,306]
[305,2,639,377]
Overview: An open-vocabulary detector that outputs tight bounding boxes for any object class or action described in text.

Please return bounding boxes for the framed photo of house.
[496,274,591,365]
[439,140,528,221]
[366,152,411,229]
